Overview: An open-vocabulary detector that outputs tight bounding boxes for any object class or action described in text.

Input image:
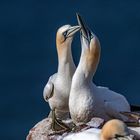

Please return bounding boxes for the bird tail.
[130,104,140,112]
[120,111,140,127]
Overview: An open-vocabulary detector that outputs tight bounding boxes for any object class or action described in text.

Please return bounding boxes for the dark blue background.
[0,0,140,139]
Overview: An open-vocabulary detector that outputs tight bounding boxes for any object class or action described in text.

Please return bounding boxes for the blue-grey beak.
[76,13,94,42]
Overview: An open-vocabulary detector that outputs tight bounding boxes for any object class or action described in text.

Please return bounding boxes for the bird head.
[76,13,101,76]
[56,25,81,50]
[101,119,134,140]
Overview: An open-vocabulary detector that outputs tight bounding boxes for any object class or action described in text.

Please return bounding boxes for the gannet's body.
[64,119,134,140]
[69,14,130,124]
[43,25,80,130]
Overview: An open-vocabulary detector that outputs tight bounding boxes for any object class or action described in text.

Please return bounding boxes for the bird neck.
[76,47,100,81]
[57,45,76,75]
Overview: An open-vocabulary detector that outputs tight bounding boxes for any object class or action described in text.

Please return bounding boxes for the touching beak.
[66,25,81,38]
[76,13,93,42]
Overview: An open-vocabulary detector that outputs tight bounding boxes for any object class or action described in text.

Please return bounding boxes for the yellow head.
[56,25,80,59]
[101,119,132,140]
[77,14,101,77]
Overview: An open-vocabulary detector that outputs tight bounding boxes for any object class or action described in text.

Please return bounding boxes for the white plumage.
[43,25,80,121]
[69,14,130,124]
[64,119,134,140]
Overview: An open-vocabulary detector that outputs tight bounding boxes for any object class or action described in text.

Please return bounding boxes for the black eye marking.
[62,30,68,42]
[90,32,94,39]
[81,30,94,43]
[114,134,125,139]
[63,31,67,38]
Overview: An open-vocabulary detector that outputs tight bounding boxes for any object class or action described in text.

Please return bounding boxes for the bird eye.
[63,31,67,37]
[114,134,124,139]
[90,32,94,40]
[91,35,93,39]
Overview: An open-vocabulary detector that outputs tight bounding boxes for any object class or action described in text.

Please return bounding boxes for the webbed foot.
[51,109,71,132]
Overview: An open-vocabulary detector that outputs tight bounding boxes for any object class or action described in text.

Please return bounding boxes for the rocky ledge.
[26,117,140,140]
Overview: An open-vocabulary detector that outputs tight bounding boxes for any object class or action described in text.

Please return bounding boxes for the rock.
[26,117,140,140]
[26,117,104,140]
[86,117,104,128]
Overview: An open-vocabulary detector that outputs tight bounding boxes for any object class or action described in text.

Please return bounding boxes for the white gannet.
[69,14,130,125]
[43,25,81,130]
[64,119,134,140]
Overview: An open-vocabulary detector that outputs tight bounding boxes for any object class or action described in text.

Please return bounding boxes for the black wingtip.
[130,104,140,112]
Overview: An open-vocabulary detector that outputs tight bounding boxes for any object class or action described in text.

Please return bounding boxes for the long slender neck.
[57,43,76,76]
[75,49,92,81]
[75,45,100,82]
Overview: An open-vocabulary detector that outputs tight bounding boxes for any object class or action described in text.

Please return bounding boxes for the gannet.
[43,25,81,130]
[64,119,134,140]
[69,14,130,125]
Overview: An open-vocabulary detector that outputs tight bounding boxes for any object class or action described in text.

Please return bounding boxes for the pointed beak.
[114,134,135,140]
[76,13,93,42]
[66,25,81,38]
[116,136,135,140]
